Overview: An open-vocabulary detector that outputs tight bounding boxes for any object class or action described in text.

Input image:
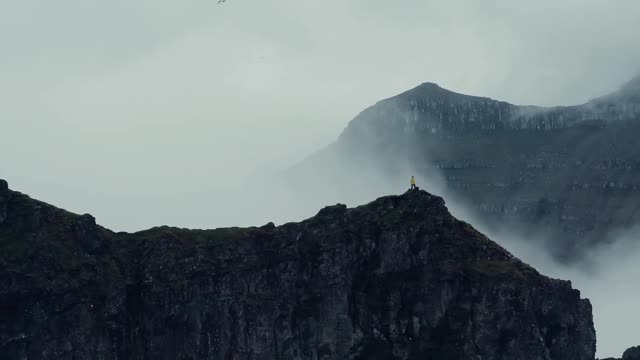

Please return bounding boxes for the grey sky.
[2,1,640,357]
[3,1,639,230]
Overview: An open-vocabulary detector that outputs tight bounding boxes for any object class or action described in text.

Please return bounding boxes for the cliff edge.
[0,179,595,359]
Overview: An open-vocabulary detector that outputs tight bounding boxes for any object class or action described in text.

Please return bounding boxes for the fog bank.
[3,1,640,357]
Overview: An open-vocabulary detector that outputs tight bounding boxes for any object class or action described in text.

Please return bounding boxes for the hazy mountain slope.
[291,76,640,259]
[0,179,595,359]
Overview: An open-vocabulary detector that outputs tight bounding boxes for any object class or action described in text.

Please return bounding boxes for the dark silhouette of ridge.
[0,179,595,359]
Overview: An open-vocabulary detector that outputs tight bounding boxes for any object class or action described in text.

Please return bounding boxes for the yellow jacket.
[411,177,416,185]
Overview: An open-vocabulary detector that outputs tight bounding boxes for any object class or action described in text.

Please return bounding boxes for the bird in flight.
[218,0,226,3]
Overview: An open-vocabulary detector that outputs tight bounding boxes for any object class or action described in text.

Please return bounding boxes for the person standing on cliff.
[410,176,416,190]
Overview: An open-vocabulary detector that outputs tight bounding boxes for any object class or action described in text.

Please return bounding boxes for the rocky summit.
[0,179,595,359]
[290,76,640,260]
[599,346,640,360]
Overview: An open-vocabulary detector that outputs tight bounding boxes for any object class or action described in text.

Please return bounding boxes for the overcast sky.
[2,0,640,231]
[2,1,640,357]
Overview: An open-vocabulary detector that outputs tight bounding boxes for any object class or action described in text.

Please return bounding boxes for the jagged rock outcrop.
[291,76,640,260]
[599,345,640,360]
[0,179,9,224]
[0,179,595,359]
[624,346,640,360]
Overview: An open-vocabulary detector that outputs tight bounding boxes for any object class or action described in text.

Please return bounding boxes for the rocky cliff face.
[0,179,595,359]
[292,76,640,259]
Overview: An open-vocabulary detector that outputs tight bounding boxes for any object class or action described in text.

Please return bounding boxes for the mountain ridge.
[292,76,640,260]
[0,179,595,359]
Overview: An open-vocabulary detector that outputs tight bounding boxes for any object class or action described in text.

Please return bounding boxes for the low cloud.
[2,1,640,357]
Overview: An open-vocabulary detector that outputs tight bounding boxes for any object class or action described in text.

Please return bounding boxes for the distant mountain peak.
[417,81,442,89]
[391,81,482,104]
[407,81,448,94]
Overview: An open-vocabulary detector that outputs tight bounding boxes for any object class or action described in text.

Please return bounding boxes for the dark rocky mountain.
[599,345,640,360]
[0,179,595,359]
[291,76,640,260]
